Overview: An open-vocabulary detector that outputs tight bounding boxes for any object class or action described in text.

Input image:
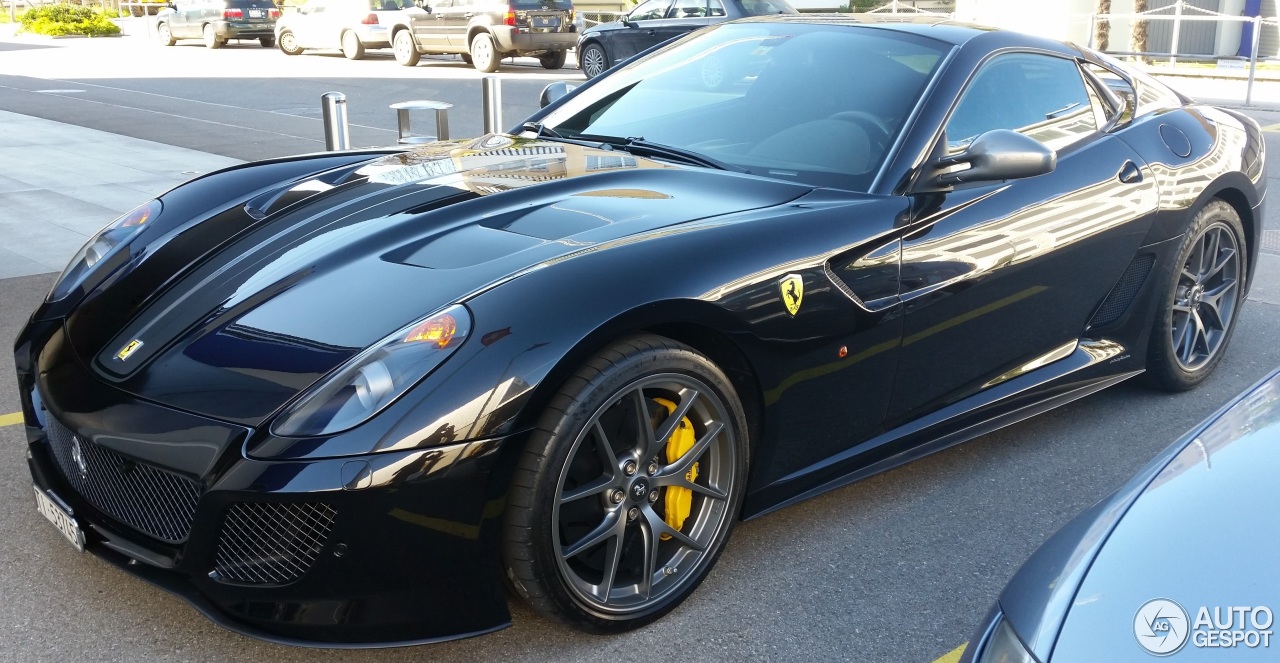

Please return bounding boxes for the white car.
[275,0,424,59]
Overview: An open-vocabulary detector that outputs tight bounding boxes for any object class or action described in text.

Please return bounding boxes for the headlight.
[271,304,472,437]
[47,199,161,302]
[978,619,1038,663]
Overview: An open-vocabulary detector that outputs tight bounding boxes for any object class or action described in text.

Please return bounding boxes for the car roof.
[740,13,1041,48]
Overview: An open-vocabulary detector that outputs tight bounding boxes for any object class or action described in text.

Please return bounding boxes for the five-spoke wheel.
[504,335,747,631]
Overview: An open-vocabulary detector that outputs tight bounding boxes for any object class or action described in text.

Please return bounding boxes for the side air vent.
[1089,254,1156,328]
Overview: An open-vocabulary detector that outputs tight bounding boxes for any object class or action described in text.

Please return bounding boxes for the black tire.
[539,50,568,70]
[470,32,499,73]
[341,31,365,60]
[461,52,472,65]
[278,30,303,55]
[156,20,176,46]
[503,334,748,633]
[579,42,608,79]
[1146,199,1247,391]
[393,29,420,66]
[259,36,275,48]
[203,24,224,49]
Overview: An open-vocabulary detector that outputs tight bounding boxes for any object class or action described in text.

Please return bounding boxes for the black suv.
[390,0,575,72]
[156,0,279,48]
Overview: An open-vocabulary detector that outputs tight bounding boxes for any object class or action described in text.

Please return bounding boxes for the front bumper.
[16,326,515,647]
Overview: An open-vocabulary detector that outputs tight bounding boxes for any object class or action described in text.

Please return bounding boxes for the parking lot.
[2,25,1280,662]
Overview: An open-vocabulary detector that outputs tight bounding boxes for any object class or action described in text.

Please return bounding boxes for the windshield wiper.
[521,121,564,138]
[578,135,746,172]
[521,122,615,150]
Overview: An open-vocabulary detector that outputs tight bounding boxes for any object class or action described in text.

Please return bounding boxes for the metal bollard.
[321,92,350,151]
[1247,16,1262,107]
[390,100,453,143]
[482,76,503,135]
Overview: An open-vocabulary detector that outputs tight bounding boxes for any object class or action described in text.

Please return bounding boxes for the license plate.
[34,487,85,552]
[248,8,263,17]
[533,16,559,27]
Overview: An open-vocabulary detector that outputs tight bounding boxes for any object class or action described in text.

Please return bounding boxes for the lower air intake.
[213,502,337,585]
[1090,254,1155,328]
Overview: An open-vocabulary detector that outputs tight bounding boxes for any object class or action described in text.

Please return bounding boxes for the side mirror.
[622,18,637,27]
[539,81,580,108]
[922,129,1055,190]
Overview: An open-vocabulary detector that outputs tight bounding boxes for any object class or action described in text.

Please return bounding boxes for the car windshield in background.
[542,22,948,191]
[737,0,795,15]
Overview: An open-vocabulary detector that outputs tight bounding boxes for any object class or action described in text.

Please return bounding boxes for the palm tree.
[1133,0,1150,61]
[1095,0,1111,50]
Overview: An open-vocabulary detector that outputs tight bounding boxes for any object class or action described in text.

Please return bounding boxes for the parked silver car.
[275,0,424,59]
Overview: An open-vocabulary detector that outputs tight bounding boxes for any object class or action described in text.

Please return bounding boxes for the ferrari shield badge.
[780,274,804,316]
[115,339,143,361]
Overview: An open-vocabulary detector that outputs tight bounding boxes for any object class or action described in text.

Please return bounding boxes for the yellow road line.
[1261,123,1280,132]
[932,643,968,663]
[0,411,24,427]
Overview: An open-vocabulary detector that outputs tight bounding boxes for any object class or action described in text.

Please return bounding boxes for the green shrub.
[19,3,121,37]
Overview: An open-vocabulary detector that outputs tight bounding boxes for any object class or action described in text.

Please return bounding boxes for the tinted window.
[669,0,709,18]
[708,0,725,16]
[542,23,948,190]
[737,0,794,15]
[629,0,671,20]
[947,53,1097,152]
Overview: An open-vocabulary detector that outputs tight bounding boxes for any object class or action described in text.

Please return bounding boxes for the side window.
[629,0,671,21]
[946,53,1098,153]
[707,0,725,15]
[668,0,708,18]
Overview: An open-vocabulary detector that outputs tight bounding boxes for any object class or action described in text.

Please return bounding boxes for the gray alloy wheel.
[580,42,607,78]
[393,29,420,66]
[341,31,365,60]
[157,21,175,46]
[503,335,747,632]
[203,24,224,49]
[278,30,303,55]
[470,32,499,73]
[1146,199,1246,391]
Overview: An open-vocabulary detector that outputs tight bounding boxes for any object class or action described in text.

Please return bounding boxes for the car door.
[886,52,1160,424]
[434,0,473,50]
[168,0,194,37]
[613,0,671,61]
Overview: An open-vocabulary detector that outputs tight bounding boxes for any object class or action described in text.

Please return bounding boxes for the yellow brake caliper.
[654,398,698,540]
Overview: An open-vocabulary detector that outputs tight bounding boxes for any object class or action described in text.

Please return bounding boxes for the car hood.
[999,370,1280,662]
[63,135,810,426]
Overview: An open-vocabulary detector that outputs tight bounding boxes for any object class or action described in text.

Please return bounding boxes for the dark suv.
[390,0,575,72]
[156,0,279,48]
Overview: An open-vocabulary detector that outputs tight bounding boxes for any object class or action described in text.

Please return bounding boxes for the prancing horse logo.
[780,274,804,316]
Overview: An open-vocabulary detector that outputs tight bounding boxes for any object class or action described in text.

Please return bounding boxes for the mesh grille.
[1090,254,1156,328]
[45,417,202,543]
[213,502,337,585]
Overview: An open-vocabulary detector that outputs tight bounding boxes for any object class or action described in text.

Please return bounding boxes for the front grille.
[213,502,337,585]
[45,418,201,543]
[1090,253,1156,328]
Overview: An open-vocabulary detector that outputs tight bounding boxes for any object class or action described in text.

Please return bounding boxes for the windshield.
[540,22,949,191]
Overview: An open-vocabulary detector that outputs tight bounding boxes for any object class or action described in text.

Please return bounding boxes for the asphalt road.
[3,31,1280,663]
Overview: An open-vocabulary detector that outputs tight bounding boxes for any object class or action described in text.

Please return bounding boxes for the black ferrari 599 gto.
[13,14,1265,647]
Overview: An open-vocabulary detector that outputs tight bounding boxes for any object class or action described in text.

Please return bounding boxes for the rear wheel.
[393,29,420,66]
[259,35,275,47]
[203,24,225,49]
[503,334,747,633]
[278,30,303,55]
[470,32,499,73]
[1146,199,1246,391]
[579,42,608,78]
[539,50,568,70]
[341,31,365,60]
[156,21,176,46]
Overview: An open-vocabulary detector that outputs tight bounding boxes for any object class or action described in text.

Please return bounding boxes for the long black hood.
[63,136,811,426]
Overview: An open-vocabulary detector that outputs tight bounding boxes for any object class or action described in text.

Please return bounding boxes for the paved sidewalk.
[0,109,241,279]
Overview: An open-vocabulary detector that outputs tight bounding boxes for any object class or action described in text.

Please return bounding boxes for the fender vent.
[213,502,337,585]
[1090,253,1155,328]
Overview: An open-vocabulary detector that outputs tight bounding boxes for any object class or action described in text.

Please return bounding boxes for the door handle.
[463,12,473,17]
[1118,160,1142,184]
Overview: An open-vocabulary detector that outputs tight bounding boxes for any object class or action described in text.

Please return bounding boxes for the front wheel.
[341,31,365,60]
[393,29,420,66]
[156,21,176,46]
[503,334,748,632]
[1145,199,1247,391]
[539,50,567,70]
[470,32,499,73]
[203,24,225,49]
[579,42,608,79]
